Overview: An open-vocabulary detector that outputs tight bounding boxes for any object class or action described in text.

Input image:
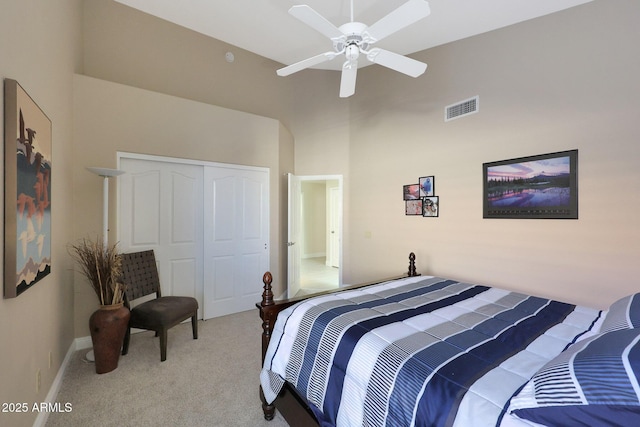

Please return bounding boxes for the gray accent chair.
[119,250,198,361]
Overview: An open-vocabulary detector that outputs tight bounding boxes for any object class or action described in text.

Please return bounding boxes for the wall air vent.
[445,96,479,122]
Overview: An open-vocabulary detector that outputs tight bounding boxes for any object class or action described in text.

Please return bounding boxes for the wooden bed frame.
[257,252,420,425]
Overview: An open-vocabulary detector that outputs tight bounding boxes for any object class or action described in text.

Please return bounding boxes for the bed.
[258,253,640,427]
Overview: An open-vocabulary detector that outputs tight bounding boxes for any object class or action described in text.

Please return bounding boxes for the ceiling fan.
[277,0,431,98]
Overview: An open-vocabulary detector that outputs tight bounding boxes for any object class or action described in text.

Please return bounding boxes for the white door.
[119,158,204,316]
[118,155,269,319]
[328,186,340,268]
[287,173,301,299]
[288,175,343,297]
[203,165,269,318]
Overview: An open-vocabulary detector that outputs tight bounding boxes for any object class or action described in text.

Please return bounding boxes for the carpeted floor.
[46,309,289,427]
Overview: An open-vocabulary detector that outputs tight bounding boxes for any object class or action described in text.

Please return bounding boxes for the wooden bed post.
[408,252,419,277]
[259,272,276,421]
[259,272,275,363]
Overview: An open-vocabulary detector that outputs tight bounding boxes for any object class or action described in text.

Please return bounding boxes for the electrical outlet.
[36,369,41,393]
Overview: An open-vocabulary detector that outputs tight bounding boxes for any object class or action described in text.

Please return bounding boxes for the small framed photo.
[422,196,439,217]
[403,184,420,200]
[405,199,423,215]
[419,176,434,197]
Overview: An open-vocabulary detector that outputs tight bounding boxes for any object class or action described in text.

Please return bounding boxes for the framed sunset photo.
[483,150,578,219]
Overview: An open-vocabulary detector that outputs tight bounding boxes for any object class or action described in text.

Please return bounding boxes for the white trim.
[33,329,153,426]
[116,151,269,173]
[74,330,144,352]
[74,335,93,351]
[32,341,77,427]
[303,252,326,259]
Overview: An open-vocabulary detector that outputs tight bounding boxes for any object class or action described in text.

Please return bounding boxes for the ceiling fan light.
[345,44,360,61]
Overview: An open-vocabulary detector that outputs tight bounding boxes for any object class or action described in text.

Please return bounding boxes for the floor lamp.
[84,167,125,362]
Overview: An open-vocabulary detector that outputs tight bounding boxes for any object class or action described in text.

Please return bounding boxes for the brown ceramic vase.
[89,303,130,374]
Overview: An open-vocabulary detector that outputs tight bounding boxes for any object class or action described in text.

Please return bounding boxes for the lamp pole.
[84,167,125,362]
[86,167,125,246]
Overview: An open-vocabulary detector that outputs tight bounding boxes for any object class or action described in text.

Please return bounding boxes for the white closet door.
[203,165,269,319]
[119,158,204,316]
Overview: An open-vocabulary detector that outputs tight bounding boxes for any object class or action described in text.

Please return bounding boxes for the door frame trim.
[117,151,269,172]
[295,174,343,288]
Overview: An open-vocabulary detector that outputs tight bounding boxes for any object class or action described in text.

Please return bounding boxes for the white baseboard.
[302,252,325,259]
[74,335,93,351]
[32,328,155,426]
[32,329,152,426]
[32,340,77,427]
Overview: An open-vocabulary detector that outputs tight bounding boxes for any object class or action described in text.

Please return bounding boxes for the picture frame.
[422,196,439,217]
[419,176,434,197]
[405,199,423,215]
[483,150,578,219]
[4,79,52,298]
[403,184,420,200]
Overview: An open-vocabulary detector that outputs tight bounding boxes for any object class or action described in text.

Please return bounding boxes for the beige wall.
[78,0,299,307]
[72,74,293,336]
[1,1,638,424]
[293,0,640,307]
[301,182,327,257]
[82,0,294,128]
[0,1,82,426]
[77,0,640,310]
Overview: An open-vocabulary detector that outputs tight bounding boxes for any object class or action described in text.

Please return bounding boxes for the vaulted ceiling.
[114,0,593,71]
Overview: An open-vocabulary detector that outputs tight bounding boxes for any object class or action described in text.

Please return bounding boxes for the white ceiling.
[114,0,593,71]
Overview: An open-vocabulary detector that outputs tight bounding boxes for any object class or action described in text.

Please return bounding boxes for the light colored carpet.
[46,309,289,427]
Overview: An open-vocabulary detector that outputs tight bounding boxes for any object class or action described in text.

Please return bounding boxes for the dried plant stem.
[94,250,104,305]
[69,236,125,306]
[111,283,121,305]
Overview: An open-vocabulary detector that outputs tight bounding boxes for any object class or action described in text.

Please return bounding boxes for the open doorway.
[300,179,340,293]
[288,175,342,298]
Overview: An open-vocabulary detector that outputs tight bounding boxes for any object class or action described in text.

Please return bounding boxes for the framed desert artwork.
[4,79,52,298]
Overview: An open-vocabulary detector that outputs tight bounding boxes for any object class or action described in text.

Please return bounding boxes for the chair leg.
[122,327,131,355]
[192,315,198,339]
[160,329,168,362]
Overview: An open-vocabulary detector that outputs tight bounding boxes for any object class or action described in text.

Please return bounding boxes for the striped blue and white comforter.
[260,276,602,427]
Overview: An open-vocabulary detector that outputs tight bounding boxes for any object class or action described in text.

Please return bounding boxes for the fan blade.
[365,0,431,43]
[367,48,427,77]
[277,51,338,76]
[289,5,344,40]
[339,61,358,98]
